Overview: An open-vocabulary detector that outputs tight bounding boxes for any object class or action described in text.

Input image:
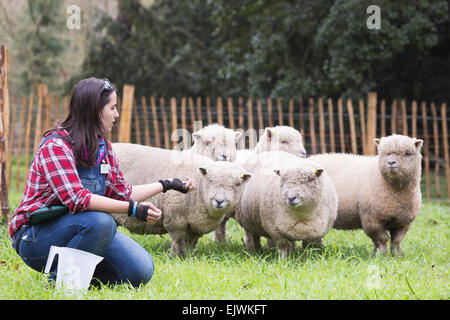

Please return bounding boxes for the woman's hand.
[181,176,196,192]
[139,201,161,225]
[159,177,197,193]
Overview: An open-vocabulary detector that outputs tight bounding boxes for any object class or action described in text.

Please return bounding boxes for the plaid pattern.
[9,129,133,239]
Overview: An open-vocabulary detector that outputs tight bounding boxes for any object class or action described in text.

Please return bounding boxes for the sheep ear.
[414,139,423,149]
[274,169,281,176]
[240,173,252,182]
[314,169,324,177]
[373,138,381,146]
[199,167,208,176]
[235,131,242,141]
[266,128,273,141]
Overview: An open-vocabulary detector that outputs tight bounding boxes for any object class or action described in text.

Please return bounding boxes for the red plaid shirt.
[9,129,133,239]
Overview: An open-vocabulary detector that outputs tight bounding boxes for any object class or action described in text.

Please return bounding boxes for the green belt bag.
[27,206,69,225]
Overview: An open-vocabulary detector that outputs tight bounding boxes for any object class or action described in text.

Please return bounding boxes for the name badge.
[100,164,110,175]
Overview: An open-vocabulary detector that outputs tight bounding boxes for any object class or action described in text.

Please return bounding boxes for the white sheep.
[235,151,338,258]
[308,134,423,256]
[189,123,242,161]
[235,125,307,167]
[112,143,251,257]
[112,123,240,181]
[214,125,307,242]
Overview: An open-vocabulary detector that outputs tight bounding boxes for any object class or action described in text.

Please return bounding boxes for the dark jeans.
[14,210,154,287]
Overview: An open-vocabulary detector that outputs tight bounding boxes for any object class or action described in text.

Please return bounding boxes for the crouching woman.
[9,77,196,287]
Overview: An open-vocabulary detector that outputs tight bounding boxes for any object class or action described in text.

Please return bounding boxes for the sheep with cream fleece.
[308,134,423,256]
[214,125,307,242]
[112,143,251,257]
[235,151,337,258]
[234,125,307,167]
[188,123,242,161]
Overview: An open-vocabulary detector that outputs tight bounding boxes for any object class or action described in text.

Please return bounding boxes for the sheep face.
[258,126,307,158]
[274,166,324,218]
[199,163,251,218]
[375,135,423,187]
[192,125,241,161]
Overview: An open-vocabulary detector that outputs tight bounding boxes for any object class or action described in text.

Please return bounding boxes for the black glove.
[128,200,150,222]
[159,178,189,193]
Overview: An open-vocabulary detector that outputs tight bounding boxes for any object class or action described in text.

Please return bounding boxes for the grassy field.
[0,189,448,300]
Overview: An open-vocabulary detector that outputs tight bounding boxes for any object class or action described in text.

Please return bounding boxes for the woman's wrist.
[88,194,129,214]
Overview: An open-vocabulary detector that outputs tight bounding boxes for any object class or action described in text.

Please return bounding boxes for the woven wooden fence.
[5,84,450,202]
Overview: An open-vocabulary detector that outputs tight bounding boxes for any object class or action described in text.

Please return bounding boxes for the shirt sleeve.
[107,143,133,201]
[37,138,92,213]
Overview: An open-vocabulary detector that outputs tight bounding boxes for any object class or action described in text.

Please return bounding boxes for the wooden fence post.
[206,97,212,125]
[181,97,189,149]
[6,96,16,186]
[118,84,134,143]
[196,97,203,124]
[411,101,418,138]
[267,98,273,127]
[133,99,141,145]
[257,99,263,131]
[347,99,357,154]
[247,98,256,148]
[308,98,317,154]
[298,98,305,138]
[359,99,367,155]
[227,97,235,130]
[441,103,449,200]
[401,99,408,136]
[237,97,244,149]
[318,98,326,153]
[391,100,397,134]
[23,93,34,187]
[366,92,377,156]
[159,98,170,149]
[380,99,386,137]
[277,98,283,126]
[288,99,294,128]
[421,101,431,201]
[188,96,196,132]
[0,45,10,222]
[430,102,441,198]
[33,84,48,152]
[15,96,26,191]
[327,98,335,153]
[337,98,345,153]
[141,96,151,146]
[150,97,161,148]
[171,97,178,149]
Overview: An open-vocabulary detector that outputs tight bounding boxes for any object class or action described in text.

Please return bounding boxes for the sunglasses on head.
[101,78,114,94]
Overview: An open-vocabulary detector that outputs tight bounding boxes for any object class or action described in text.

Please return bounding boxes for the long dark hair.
[47,77,117,165]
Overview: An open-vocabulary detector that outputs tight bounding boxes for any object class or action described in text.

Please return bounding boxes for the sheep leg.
[276,240,293,259]
[187,234,200,250]
[170,236,187,258]
[389,224,411,256]
[213,216,229,242]
[302,238,323,250]
[369,232,389,256]
[266,237,276,248]
[363,222,389,256]
[244,230,262,251]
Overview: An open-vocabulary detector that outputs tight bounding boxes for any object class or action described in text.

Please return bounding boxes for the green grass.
[0,191,448,300]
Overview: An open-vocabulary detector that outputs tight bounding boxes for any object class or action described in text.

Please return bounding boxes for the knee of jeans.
[129,255,155,287]
[84,211,117,238]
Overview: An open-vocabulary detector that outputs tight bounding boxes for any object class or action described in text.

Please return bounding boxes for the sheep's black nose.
[213,198,226,208]
[217,154,228,161]
[388,161,397,166]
